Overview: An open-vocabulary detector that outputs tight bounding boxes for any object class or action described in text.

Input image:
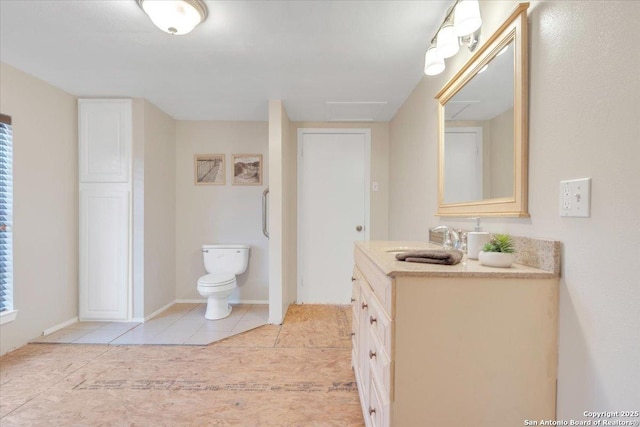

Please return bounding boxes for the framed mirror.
[436,3,529,217]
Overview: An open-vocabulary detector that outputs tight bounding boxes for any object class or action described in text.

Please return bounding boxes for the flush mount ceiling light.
[424,0,482,76]
[137,0,208,35]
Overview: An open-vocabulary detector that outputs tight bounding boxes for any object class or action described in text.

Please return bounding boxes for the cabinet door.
[351,268,361,368]
[79,189,130,320]
[358,282,372,409]
[79,99,131,183]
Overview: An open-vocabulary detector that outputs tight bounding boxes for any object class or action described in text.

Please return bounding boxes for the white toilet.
[197,244,250,320]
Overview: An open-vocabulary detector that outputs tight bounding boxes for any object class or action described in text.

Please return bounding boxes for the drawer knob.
[369,350,376,359]
[350,297,356,303]
[351,276,356,282]
[369,315,377,325]
[369,407,376,415]
[361,302,368,310]
[351,332,355,337]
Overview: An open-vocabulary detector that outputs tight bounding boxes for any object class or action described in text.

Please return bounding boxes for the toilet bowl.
[197,244,249,320]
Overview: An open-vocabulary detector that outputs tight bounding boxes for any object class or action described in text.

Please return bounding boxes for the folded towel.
[395,249,463,265]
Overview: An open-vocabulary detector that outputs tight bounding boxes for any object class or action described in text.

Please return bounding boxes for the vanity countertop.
[355,240,558,279]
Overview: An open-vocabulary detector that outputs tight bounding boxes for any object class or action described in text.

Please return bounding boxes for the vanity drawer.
[354,248,393,315]
[368,366,390,427]
[368,328,391,397]
[366,289,392,355]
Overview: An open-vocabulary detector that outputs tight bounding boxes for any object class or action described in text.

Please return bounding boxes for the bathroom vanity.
[351,240,559,427]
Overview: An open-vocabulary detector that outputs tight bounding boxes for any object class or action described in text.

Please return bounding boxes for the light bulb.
[454,0,482,37]
[436,23,459,59]
[424,46,445,76]
[139,0,206,35]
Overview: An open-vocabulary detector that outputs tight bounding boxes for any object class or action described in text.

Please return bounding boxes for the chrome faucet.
[430,226,461,250]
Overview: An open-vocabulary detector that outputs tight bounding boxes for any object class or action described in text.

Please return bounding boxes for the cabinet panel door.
[79,189,130,320]
[359,282,373,405]
[79,99,131,183]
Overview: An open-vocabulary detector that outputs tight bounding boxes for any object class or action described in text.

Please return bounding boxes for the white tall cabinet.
[79,99,132,321]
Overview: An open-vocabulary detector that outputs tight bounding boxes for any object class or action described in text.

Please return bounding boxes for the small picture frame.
[194,154,225,185]
[232,154,263,185]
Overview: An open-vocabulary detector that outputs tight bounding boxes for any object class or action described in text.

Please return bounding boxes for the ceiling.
[0,0,449,122]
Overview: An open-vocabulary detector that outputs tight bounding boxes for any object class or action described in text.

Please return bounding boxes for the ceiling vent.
[325,102,387,122]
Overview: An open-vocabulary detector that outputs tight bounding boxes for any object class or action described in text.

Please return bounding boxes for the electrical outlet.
[560,178,591,217]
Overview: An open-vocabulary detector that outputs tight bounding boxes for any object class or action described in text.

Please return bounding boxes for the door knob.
[356,225,363,232]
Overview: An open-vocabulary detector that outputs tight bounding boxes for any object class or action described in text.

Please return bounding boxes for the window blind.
[0,114,13,312]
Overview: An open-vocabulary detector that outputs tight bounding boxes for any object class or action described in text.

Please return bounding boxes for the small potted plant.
[478,234,515,268]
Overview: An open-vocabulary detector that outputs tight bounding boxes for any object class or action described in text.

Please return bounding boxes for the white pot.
[478,251,514,268]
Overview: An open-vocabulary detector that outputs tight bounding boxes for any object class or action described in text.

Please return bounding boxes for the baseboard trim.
[229,299,269,305]
[174,299,206,304]
[132,300,176,323]
[175,299,269,305]
[43,316,79,336]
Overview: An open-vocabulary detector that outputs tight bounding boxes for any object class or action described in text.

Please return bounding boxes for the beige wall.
[291,122,390,240]
[132,99,145,320]
[488,107,514,198]
[142,100,176,316]
[268,101,295,323]
[0,63,78,355]
[175,121,269,303]
[389,0,640,418]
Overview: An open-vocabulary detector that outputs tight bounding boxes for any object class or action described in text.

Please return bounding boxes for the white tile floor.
[31,303,268,346]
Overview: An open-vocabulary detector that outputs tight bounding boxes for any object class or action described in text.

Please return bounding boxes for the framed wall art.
[232,154,262,185]
[194,154,225,185]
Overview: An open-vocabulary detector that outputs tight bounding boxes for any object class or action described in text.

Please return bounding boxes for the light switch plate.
[372,181,379,192]
[560,178,591,217]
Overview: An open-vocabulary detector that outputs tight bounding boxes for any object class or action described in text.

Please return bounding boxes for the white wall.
[175,121,269,303]
[0,63,78,355]
[389,0,640,419]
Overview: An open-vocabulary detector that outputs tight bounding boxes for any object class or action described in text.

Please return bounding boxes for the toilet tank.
[202,244,250,275]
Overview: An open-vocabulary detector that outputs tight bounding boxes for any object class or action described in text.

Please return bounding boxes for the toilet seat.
[198,272,235,287]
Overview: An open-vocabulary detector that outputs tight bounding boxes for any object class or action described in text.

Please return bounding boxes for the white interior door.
[298,129,370,304]
[444,127,483,203]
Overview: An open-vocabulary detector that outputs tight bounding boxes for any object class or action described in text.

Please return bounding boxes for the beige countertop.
[355,240,558,279]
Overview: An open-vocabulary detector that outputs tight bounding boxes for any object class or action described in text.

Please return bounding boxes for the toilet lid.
[199,272,235,286]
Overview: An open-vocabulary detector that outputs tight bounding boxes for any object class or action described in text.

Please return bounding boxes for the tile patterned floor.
[30,303,269,346]
[0,304,363,426]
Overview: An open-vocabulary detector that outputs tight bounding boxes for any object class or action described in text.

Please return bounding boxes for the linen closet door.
[79,99,131,321]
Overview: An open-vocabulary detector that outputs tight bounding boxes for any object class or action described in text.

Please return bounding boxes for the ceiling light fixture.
[137,0,208,35]
[424,45,446,76]
[436,16,460,59]
[424,0,482,76]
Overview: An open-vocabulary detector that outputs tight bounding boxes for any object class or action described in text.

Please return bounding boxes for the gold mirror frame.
[436,3,529,217]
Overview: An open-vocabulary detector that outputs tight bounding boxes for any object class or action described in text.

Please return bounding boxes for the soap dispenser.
[467,218,491,260]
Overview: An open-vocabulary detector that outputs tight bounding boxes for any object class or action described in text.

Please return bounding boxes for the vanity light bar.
[425,0,482,76]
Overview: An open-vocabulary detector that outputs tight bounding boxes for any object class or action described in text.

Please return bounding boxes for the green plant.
[482,234,515,253]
